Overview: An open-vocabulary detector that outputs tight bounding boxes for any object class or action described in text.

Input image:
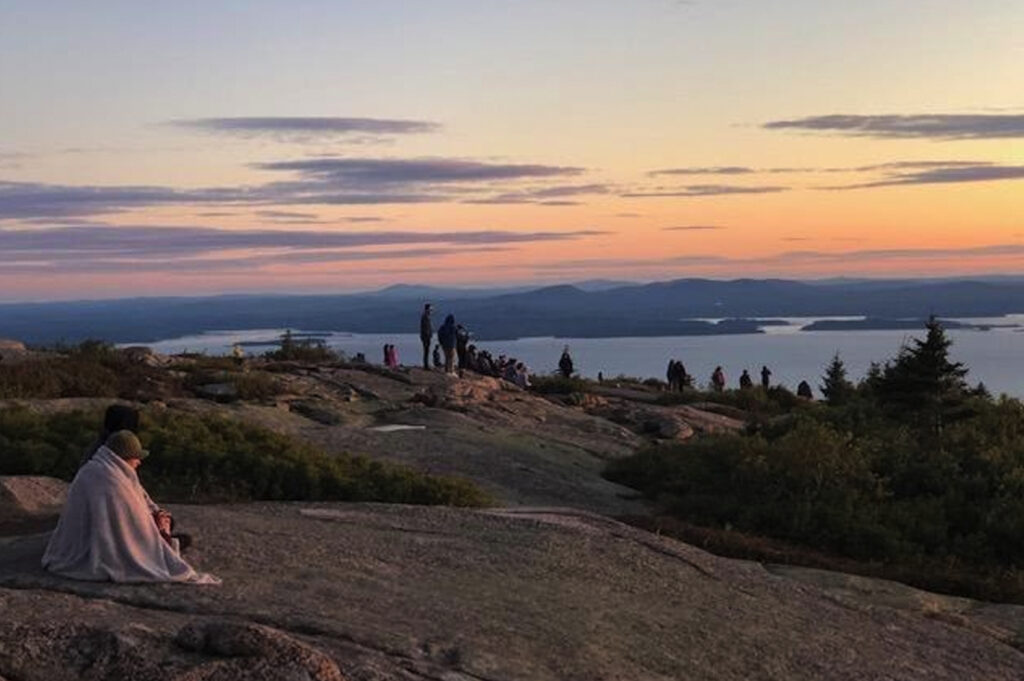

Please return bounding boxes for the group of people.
[677,362,813,398]
[413,303,532,387]
[42,405,218,585]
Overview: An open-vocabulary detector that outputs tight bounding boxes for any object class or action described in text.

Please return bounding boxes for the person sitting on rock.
[43,431,218,584]
[432,344,443,369]
[797,380,814,400]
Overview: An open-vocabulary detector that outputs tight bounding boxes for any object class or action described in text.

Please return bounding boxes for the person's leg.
[421,339,430,369]
[444,348,455,374]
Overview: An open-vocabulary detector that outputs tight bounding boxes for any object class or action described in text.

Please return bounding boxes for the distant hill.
[3,277,1024,344]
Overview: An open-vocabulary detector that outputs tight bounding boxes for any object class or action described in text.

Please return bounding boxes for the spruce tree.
[877,316,968,435]
[820,352,855,406]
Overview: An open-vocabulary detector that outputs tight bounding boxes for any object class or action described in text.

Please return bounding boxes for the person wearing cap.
[43,430,217,584]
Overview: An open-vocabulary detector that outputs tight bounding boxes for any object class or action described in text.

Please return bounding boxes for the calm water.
[129,316,1024,398]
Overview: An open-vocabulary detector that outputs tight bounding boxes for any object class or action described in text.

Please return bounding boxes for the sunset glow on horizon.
[2,0,1022,301]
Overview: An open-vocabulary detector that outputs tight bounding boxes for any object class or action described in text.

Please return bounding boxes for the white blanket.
[42,446,219,584]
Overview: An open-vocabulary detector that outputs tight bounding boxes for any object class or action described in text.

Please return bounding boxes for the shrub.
[0,406,490,507]
[263,330,339,363]
[529,375,592,395]
[0,342,175,400]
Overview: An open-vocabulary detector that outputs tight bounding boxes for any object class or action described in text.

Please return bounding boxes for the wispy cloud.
[168,116,441,143]
[465,183,609,205]
[0,156,589,218]
[254,157,584,184]
[764,114,1024,140]
[662,225,724,231]
[649,166,755,176]
[526,243,1024,273]
[0,224,607,272]
[828,164,1024,189]
[622,185,787,198]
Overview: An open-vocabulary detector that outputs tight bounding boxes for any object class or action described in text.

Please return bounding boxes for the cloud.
[526,243,1024,274]
[763,114,1024,140]
[254,157,584,185]
[0,225,607,269]
[169,116,441,142]
[828,165,1024,189]
[465,183,609,205]
[662,225,724,231]
[622,185,787,198]
[649,166,755,176]
[0,153,588,218]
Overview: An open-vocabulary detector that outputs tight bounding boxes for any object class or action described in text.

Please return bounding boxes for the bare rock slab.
[2,503,1023,680]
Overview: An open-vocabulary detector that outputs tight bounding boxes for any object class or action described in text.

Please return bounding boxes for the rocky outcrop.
[1,502,1022,680]
[0,477,67,517]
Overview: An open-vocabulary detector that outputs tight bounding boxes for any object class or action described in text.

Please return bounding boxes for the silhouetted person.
[455,324,470,374]
[382,343,390,366]
[438,314,457,374]
[666,360,676,390]
[711,366,726,392]
[739,369,753,390]
[761,365,771,390]
[797,380,814,400]
[80,405,140,468]
[558,346,574,378]
[419,303,433,369]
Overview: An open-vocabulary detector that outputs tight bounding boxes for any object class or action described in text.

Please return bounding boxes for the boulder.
[0,340,26,353]
[0,477,67,518]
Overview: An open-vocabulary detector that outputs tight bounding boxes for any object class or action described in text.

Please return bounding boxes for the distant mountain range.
[2,277,1024,345]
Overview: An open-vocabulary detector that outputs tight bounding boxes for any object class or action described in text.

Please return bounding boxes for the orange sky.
[1,1,1023,300]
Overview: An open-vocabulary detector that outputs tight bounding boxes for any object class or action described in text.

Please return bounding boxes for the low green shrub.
[0,406,490,507]
[529,375,592,395]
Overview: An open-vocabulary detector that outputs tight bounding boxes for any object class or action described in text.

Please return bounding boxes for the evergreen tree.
[820,352,855,406]
[877,316,968,435]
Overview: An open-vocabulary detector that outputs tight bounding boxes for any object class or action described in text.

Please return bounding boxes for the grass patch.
[0,406,490,508]
[529,375,593,395]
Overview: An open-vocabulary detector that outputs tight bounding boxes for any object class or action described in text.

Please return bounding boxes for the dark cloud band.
[764,114,1024,140]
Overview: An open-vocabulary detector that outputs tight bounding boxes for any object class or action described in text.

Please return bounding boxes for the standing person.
[437,314,457,374]
[455,324,470,374]
[666,360,677,391]
[739,369,753,390]
[558,346,574,378]
[382,343,390,366]
[419,303,434,370]
[761,365,772,391]
[711,366,726,392]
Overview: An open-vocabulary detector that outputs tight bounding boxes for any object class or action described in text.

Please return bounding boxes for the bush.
[0,342,175,400]
[529,375,592,395]
[0,406,490,507]
[264,330,339,363]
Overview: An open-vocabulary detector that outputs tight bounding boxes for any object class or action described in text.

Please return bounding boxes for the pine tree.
[820,352,855,406]
[877,316,968,435]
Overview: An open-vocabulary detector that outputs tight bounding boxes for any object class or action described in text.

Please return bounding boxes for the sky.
[1,0,1022,301]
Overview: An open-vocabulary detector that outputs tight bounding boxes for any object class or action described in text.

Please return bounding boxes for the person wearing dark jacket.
[437,314,457,374]
[761,365,772,391]
[739,369,753,390]
[558,346,574,378]
[419,303,433,369]
[455,324,470,374]
[80,405,140,469]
